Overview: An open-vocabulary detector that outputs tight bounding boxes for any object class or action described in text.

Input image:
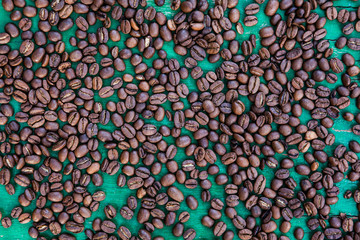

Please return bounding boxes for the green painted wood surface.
[0,0,359,239]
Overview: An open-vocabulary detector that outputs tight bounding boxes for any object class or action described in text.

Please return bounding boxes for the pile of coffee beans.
[0,0,360,239]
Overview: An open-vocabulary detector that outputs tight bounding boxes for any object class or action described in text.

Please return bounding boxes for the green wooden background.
[0,0,360,239]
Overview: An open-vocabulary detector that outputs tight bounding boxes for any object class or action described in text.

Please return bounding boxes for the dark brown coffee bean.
[118,226,131,240]
[0,33,10,44]
[104,205,117,219]
[245,3,260,15]
[214,221,227,236]
[186,195,198,210]
[65,221,84,233]
[183,228,196,240]
[190,46,206,61]
[101,220,116,234]
[1,217,11,228]
[324,228,342,240]
[244,16,258,27]
[326,7,337,20]
[347,38,360,50]
[265,0,279,16]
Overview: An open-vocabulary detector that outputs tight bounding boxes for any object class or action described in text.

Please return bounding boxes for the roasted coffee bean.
[347,38,360,50]
[245,4,260,15]
[264,1,279,16]
[118,226,132,240]
[1,217,11,228]
[238,229,252,239]
[214,221,227,236]
[120,206,134,220]
[244,16,258,27]
[183,228,196,240]
[190,46,206,61]
[186,196,198,210]
[324,228,342,239]
[101,220,116,233]
[104,205,117,219]
[0,33,10,44]
[65,221,84,233]
[11,207,22,218]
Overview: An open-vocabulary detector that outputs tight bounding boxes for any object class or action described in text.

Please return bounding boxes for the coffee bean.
[238,229,252,239]
[183,228,196,240]
[254,175,266,194]
[326,7,338,20]
[11,207,22,218]
[214,221,227,236]
[104,205,117,219]
[65,221,84,233]
[347,38,360,50]
[101,220,116,233]
[265,0,279,16]
[190,46,206,61]
[1,217,11,228]
[186,195,198,210]
[244,16,258,27]
[245,4,260,15]
[18,213,31,224]
[324,228,342,239]
[118,226,132,240]
[0,33,10,44]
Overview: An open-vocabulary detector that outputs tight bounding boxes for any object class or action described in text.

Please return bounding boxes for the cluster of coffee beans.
[0,0,360,239]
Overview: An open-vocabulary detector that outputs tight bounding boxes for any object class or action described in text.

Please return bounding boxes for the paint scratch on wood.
[332,128,352,133]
